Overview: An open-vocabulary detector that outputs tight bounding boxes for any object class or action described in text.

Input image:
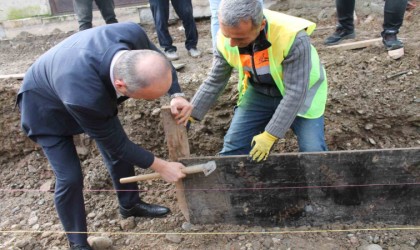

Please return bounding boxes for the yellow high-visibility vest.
[217,9,328,118]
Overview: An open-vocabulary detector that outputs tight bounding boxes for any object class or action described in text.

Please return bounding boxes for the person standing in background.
[149,0,201,61]
[73,0,118,31]
[324,0,408,51]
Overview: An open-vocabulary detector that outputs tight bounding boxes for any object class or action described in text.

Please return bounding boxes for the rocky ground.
[0,5,419,250]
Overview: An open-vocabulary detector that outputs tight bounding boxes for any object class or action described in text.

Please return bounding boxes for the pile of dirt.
[0,7,419,250]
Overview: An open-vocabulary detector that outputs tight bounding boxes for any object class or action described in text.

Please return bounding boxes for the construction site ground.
[0,6,419,250]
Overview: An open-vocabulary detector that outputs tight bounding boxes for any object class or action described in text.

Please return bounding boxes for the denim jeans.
[73,0,118,31]
[208,0,221,49]
[336,0,408,32]
[208,0,264,48]
[149,0,198,52]
[220,86,327,156]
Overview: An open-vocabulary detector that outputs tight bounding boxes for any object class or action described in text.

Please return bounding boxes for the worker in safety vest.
[189,0,328,162]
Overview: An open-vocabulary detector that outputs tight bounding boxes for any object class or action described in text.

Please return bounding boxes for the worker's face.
[219,18,266,48]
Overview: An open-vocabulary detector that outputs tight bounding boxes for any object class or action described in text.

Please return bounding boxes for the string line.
[1,182,419,193]
[1,227,420,236]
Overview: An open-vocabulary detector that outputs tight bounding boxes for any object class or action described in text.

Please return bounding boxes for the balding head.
[113,50,172,99]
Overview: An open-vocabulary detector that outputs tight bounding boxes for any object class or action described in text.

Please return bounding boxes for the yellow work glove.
[249,131,278,162]
[186,116,197,132]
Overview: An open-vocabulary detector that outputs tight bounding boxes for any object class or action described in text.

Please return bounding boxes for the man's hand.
[249,131,278,162]
[150,157,186,182]
[170,97,193,125]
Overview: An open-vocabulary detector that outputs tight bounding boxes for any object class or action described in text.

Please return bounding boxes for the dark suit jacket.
[17,22,181,168]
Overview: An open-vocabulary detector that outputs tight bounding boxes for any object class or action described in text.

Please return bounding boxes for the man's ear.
[114,79,127,94]
[259,19,266,31]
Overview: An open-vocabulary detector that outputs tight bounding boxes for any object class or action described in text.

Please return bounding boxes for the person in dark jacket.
[17,22,192,250]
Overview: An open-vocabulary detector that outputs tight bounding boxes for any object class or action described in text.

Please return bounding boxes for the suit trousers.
[336,0,408,32]
[41,135,141,246]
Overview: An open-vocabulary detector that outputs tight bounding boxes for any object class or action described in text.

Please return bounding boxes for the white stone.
[357,244,383,250]
[88,236,113,250]
[388,48,404,60]
[165,234,182,243]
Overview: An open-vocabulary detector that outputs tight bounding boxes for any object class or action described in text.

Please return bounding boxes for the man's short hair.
[219,0,264,27]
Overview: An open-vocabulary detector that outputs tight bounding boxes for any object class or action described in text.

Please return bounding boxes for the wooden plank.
[0,73,24,80]
[179,147,420,226]
[327,38,382,50]
[314,26,335,31]
[160,106,190,221]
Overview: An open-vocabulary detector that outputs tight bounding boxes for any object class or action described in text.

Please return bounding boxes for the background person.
[324,0,408,50]
[72,0,118,31]
[149,0,201,60]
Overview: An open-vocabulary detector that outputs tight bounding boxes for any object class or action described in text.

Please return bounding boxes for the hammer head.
[202,161,217,176]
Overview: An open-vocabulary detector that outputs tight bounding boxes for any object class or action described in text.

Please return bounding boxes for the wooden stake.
[161,106,191,221]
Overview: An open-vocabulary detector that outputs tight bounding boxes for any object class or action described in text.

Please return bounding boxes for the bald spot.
[135,52,172,89]
[129,51,172,100]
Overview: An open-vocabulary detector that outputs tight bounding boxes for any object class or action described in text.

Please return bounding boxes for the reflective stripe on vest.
[217,10,328,119]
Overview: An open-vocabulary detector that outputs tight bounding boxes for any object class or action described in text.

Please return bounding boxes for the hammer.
[119,161,216,183]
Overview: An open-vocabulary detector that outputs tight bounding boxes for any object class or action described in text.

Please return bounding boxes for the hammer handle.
[120,165,205,183]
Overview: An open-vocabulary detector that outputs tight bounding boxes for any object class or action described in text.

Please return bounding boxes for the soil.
[0,6,419,250]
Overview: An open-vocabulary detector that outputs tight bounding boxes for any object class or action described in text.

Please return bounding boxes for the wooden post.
[160,106,190,221]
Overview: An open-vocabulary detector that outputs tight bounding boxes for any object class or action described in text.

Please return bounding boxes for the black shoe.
[120,201,170,218]
[69,244,92,250]
[381,30,403,50]
[324,26,356,45]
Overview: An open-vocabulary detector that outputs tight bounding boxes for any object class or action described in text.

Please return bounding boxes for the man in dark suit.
[17,22,192,250]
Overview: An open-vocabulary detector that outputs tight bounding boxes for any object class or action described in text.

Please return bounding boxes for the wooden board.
[179,147,420,226]
[160,106,190,221]
[327,38,382,50]
[0,73,24,80]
